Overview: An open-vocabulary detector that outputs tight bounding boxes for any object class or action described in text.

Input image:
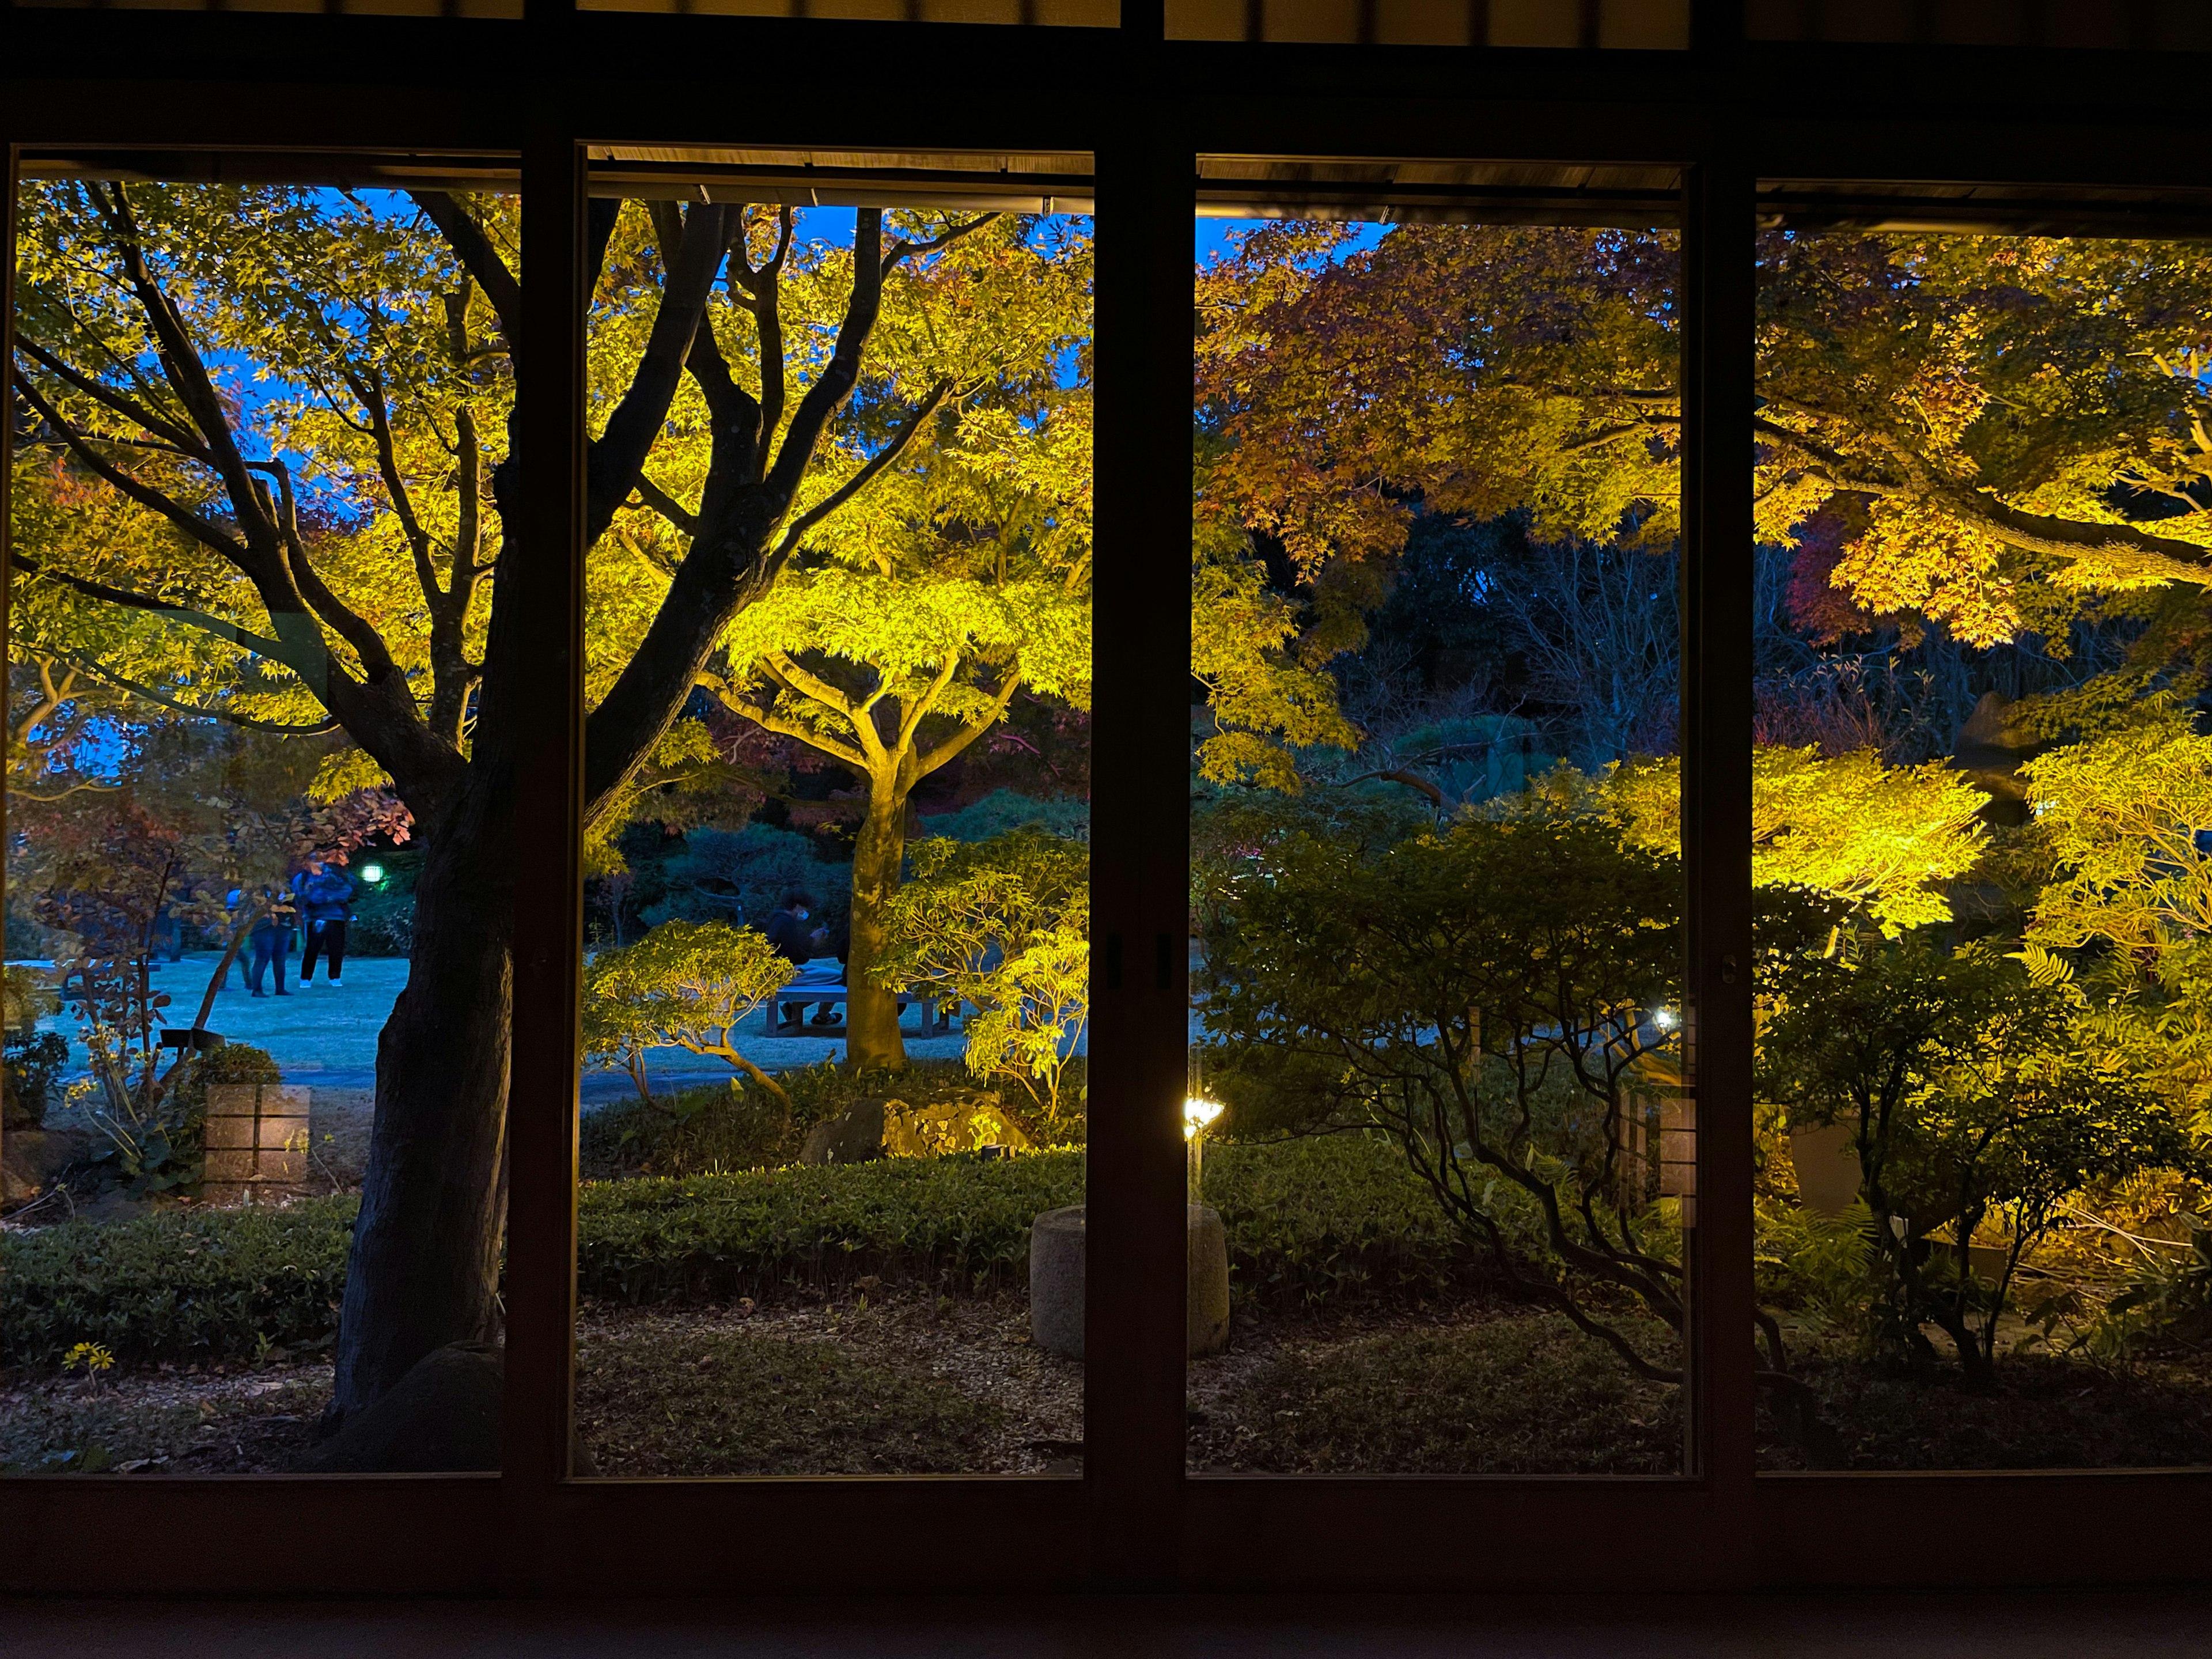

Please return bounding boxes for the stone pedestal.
[1788,1121,1861,1218]
[202,1083,310,1206]
[1029,1203,1230,1361]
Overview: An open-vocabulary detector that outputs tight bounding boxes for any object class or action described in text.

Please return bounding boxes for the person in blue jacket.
[230,883,298,998]
[293,859,357,987]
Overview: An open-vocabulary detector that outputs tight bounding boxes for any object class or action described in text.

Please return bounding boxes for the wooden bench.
[767,984,959,1039]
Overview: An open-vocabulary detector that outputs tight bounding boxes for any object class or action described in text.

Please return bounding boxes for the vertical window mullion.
[503,130,589,1558]
[1086,112,1195,1586]
[1679,153,1759,1516]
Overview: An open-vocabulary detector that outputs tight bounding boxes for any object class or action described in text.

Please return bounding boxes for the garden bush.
[581,1080,802,1180]
[579,1058,1083,1180]
[3,1031,68,1130]
[1202,1135,1505,1310]
[575,1152,1086,1304]
[6,1134,1497,1370]
[1,1195,355,1369]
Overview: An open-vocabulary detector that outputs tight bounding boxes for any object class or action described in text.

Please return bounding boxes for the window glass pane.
[1751,219,2212,1470]
[1745,1,2212,49]
[1187,194,1687,1474]
[1166,0,1688,47]
[572,168,1091,1476]
[6,163,517,1472]
[579,0,1119,22]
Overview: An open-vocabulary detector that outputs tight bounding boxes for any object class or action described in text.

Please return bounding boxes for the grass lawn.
[575,1296,1040,1476]
[1187,1301,1684,1475]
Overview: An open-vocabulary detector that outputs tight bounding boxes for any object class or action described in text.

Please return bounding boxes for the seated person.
[764,889,838,1028]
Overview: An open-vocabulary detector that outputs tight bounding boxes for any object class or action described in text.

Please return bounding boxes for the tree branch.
[412,191,522,349]
[915,672,1021,777]
[249,457,399,681]
[54,649,339,734]
[769,379,952,564]
[9,550,286,657]
[12,371,253,563]
[587,202,736,546]
[762,209,891,508]
[706,679,870,771]
[13,335,209,461]
[632,474,700,536]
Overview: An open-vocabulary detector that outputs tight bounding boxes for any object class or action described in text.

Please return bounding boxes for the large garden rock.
[882,1096,1033,1158]
[1029,1203,1230,1361]
[801,1093,1033,1164]
[1,1127,92,1205]
[800,1099,889,1165]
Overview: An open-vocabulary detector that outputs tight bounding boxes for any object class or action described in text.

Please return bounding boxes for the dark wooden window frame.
[3,0,2207,1597]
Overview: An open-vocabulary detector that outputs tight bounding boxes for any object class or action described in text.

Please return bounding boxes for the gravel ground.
[0,1359,332,1474]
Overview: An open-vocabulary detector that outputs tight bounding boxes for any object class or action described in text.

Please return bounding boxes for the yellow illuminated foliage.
[1495,746,1988,935]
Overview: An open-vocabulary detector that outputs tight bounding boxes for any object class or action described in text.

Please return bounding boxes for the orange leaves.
[1830,503,2021,648]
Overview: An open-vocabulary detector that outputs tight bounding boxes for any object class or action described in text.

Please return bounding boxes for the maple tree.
[1759,934,2198,1386]
[875,828,1089,1123]
[1202,222,2212,689]
[612,212,1094,1069]
[581,919,794,1107]
[9,179,1052,1430]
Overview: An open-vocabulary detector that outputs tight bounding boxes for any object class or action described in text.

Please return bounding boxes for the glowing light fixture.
[1183,1095,1224,1141]
[359,863,386,885]
[1184,1095,1224,1202]
[1652,1007,1677,1031]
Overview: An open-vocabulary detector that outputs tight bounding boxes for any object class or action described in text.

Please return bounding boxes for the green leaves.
[874,830,1088,1120]
[582,919,794,1090]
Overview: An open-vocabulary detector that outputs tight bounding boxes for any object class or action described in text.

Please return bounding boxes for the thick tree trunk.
[844,777,910,1073]
[328,773,515,1425]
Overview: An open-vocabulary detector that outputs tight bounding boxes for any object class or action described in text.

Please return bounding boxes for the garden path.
[16,952,974,1106]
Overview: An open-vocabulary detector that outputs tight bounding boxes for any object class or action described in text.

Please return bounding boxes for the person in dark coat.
[293,859,357,986]
[764,889,831,1028]
[239,884,298,998]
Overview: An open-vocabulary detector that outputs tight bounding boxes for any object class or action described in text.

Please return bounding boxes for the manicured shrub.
[575,1152,1086,1305]
[579,1058,1071,1180]
[5,1135,1502,1370]
[1,1196,354,1369]
[1203,1135,1498,1310]
[580,1081,802,1180]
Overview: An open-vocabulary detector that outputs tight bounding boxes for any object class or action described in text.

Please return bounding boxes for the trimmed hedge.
[1205,1135,1484,1310]
[3,1136,1493,1371]
[575,1152,1086,1305]
[1,1196,355,1370]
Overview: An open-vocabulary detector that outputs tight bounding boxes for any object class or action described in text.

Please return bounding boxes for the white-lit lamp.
[1652,1006,1677,1032]
[1184,1094,1224,1199]
[359,863,385,886]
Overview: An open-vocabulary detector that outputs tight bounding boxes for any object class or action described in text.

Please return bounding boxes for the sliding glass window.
[1749,203,2212,1471]
[1185,163,1690,1474]
[570,150,1093,1476]
[5,155,517,1474]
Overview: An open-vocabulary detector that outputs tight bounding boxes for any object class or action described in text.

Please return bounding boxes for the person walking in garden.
[294,858,356,987]
[241,884,298,998]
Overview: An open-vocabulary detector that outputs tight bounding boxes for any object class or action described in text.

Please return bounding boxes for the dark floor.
[5,1591,2209,1657]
